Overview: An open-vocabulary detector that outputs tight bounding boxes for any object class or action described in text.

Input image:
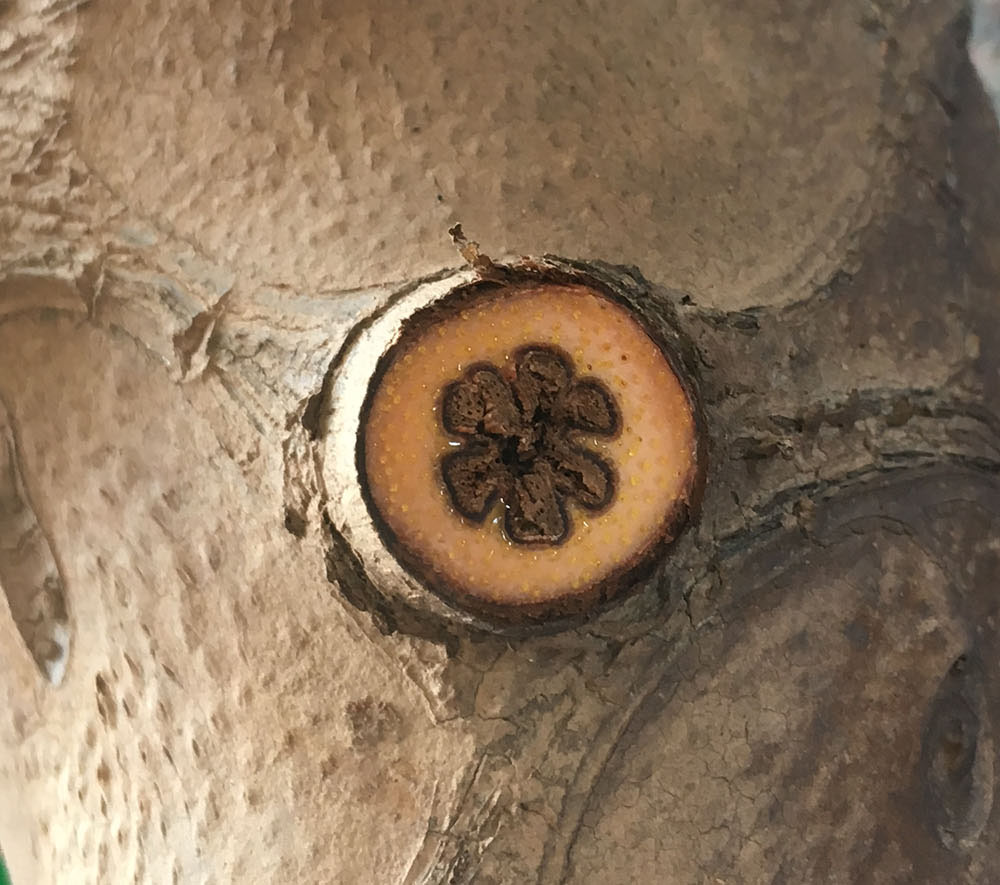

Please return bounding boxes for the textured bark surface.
[2,1,1000,883]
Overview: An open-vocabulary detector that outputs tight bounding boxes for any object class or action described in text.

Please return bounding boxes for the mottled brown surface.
[2,1,1000,883]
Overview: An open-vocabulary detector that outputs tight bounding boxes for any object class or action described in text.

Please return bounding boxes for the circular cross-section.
[358,276,702,621]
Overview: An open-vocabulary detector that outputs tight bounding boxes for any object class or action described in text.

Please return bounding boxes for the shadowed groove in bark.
[0,396,70,685]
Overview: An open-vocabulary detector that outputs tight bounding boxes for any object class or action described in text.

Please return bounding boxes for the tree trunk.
[2,2,1000,883]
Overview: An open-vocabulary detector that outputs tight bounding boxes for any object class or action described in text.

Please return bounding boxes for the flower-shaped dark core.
[440,346,619,545]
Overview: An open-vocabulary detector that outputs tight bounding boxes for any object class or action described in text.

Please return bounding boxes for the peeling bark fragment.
[0,398,70,685]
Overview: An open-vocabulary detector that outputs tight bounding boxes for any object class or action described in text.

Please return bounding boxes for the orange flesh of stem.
[362,283,698,609]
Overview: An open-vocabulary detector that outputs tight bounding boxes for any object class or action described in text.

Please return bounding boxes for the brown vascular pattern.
[441,347,618,545]
[361,282,700,611]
